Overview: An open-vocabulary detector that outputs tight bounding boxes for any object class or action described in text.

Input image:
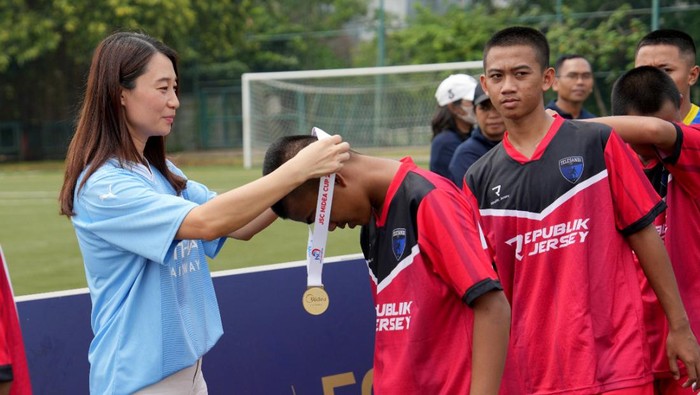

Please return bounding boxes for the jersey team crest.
[559,156,584,184]
[392,228,407,261]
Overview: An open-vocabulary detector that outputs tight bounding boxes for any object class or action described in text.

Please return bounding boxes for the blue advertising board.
[16,255,375,394]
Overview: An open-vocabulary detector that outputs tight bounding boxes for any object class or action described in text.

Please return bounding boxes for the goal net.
[241,61,483,168]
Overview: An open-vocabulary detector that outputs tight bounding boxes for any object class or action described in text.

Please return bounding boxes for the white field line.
[16,253,366,301]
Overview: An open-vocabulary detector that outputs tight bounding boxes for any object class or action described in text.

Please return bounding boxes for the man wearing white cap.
[430,74,478,178]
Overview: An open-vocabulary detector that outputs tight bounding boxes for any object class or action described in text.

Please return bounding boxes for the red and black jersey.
[634,122,700,378]
[665,123,700,335]
[465,116,665,395]
[361,158,501,395]
[648,123,700,377]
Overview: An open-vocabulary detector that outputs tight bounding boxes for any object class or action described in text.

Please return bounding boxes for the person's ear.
[688,65,699,86]
[543,66,556,92]
[334,172,348,188]
[120,89,126,106]
[480,75,489,96]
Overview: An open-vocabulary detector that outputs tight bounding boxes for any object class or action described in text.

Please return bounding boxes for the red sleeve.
[664,123,700,198]
[416,187,501,306]
[0,289,11,367]
[0,256,31,389]
[604,130,666,235]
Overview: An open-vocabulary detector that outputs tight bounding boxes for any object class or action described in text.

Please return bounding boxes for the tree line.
[1,0,698,146]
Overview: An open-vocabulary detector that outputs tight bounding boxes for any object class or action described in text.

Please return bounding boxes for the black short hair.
[484,26,550,71]
[554,54,589,73]
[611,66,681,116]
[262,135,318,218]
[636,29,697,61]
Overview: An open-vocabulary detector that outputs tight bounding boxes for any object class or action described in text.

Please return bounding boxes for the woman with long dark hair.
[59,31,349,394]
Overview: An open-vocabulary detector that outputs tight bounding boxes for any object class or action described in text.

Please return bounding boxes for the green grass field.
[0,148,428,296]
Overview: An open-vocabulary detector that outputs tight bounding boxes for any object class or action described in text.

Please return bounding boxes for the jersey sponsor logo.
[559,156,584,184]
[171,259,202,277]
[505,218,590,260]
[391,228,406,261]
[170,240,203,277]
[376,301,412,332]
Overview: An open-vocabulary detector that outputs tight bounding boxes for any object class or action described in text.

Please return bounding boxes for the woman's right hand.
[291,135,350,180]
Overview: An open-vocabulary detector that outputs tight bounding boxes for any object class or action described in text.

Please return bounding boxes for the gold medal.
[302,286,330,315]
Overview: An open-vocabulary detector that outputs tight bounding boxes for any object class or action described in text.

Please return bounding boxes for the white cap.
[434,74,478,106]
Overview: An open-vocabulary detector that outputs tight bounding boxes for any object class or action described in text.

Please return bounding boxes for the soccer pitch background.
[0,150,428,296]
[0,161,364,296]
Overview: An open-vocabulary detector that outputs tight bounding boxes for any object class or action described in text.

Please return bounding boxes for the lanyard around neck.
[306,127,335,287]
[302,127,336,315]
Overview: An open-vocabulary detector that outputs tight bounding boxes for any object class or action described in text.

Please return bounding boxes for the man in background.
[545,54,597,119]
[449,83,505,188]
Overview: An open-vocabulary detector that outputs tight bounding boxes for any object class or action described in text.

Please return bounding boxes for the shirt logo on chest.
[391,228,407,261]
[559,156,584,184]
[492,185,502,196]
[489,184,511,206]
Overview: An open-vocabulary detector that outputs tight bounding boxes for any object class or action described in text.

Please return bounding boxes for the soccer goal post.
[241,60,483,169]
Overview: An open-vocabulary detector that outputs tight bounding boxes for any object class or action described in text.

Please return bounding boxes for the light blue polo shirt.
[71,159,225,394]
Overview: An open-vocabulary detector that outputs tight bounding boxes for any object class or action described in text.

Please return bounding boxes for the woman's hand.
[291,135,351,180]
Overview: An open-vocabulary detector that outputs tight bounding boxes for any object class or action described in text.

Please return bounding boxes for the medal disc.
[302,286,330,315]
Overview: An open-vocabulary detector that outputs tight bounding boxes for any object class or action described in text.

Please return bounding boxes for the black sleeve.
[0,364,13,383]
[462,278,503,306]
[659,122,683,165]
[620,200,667,236]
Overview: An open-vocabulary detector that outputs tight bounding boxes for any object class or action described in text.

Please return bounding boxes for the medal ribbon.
[306,127,336,287]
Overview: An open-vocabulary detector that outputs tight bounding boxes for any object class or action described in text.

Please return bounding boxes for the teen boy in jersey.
[263,136,510,394]
[635,29,700,126]
[634,33,700,384]
[465,26,700,395]
[587,66,700,395]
